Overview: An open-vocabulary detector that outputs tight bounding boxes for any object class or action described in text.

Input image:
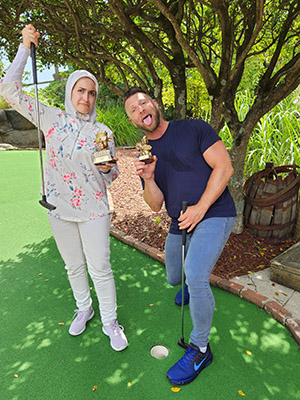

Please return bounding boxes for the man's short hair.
[123,86,151,105]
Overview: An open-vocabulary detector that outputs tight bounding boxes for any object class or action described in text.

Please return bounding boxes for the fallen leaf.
[149,304,154,307]
[238,389,246,396]
[127,382,132,387]
[92,385,98,392]
[171,387,181,392]
[14,374,19,378]
[45,279,49,282]
[246,350,252,356]
[274,292,279,296]
[233,255,237,259]
[58,322,65,325]
[260,252,264,256]
[38,273,43,276]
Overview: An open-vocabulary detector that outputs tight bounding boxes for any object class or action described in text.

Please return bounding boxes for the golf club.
[31,42,56,211]
[177,200,189,349]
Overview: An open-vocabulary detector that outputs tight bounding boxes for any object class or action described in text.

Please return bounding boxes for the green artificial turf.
[1,150,300,400]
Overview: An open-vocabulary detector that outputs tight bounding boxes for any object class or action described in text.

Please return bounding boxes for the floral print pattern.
[0,80,119,222]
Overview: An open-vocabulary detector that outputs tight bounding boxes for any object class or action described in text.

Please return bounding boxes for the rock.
[5,109,36,130]
[0,143,18,150]
[0,109,39,147]
[0,110,13,133]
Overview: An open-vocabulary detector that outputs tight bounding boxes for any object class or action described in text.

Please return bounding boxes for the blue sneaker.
[167,343,213,385]
[174,284,189,306]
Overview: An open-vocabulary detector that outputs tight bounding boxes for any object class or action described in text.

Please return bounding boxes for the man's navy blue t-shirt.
[148,119,236,234]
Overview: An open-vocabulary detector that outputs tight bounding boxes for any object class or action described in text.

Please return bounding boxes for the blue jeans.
[165,217,235,348]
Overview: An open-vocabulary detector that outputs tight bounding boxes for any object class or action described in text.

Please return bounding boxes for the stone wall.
[0,109,40,148]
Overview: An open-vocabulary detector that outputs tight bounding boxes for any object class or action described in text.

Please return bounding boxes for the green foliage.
[220,89,300,178]
[186,69,211,119]
[37,79,66,109]
[0,96,10,110]
[96,105,142,147]
[0,60,10,109]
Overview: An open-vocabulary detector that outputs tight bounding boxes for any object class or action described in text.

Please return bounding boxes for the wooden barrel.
[243,163,300,240]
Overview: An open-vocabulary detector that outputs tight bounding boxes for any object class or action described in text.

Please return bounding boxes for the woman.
[0,24,128,351]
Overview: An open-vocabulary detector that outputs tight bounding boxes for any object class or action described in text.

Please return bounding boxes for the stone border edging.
[110,226,300,347]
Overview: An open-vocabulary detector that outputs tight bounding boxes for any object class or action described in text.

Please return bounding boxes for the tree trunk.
[228,124,254,234]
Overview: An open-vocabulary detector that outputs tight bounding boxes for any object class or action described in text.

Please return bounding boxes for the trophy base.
[93,150,113,165]
[139,155,154,164]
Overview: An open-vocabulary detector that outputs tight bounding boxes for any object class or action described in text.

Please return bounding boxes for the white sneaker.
[102,320,128,351]
[69,307,95,336]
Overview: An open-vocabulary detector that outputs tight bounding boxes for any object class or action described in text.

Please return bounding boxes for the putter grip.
[30,42,38,85]
[182,201,187,246]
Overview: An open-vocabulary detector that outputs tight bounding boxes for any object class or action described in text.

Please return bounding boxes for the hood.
[65,70,99,123]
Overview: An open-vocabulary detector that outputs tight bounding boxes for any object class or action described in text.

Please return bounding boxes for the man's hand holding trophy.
[135,135,154,164]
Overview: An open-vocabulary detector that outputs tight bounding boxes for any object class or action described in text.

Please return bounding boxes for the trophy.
[136,135,154,164]
[93,131,115,165]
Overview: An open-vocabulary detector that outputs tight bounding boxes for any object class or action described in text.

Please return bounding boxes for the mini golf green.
[1,150,299,400]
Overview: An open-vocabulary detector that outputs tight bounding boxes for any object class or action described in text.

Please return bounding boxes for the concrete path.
[231,268,300,320]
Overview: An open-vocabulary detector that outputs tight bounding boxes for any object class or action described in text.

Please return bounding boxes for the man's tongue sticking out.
[143,114,152,126]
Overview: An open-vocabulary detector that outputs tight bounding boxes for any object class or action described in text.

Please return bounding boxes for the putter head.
[39,196,56,210]
[177,339,189,349]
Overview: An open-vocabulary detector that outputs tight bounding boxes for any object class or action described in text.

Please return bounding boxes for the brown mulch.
[110,148,296,279]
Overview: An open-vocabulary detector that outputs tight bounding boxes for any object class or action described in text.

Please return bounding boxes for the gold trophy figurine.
[136,135,154,164]
[93,131,114,165]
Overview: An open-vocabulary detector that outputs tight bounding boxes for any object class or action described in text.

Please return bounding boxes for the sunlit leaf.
[171,387,181,392]
[238,389,246,396]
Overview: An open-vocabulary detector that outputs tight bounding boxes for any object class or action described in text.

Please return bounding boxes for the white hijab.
[64,70,99,123]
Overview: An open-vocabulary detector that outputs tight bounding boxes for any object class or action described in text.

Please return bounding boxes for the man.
[124,87,236,385]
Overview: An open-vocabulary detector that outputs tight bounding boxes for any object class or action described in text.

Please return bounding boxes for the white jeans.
[48,214,117,326]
